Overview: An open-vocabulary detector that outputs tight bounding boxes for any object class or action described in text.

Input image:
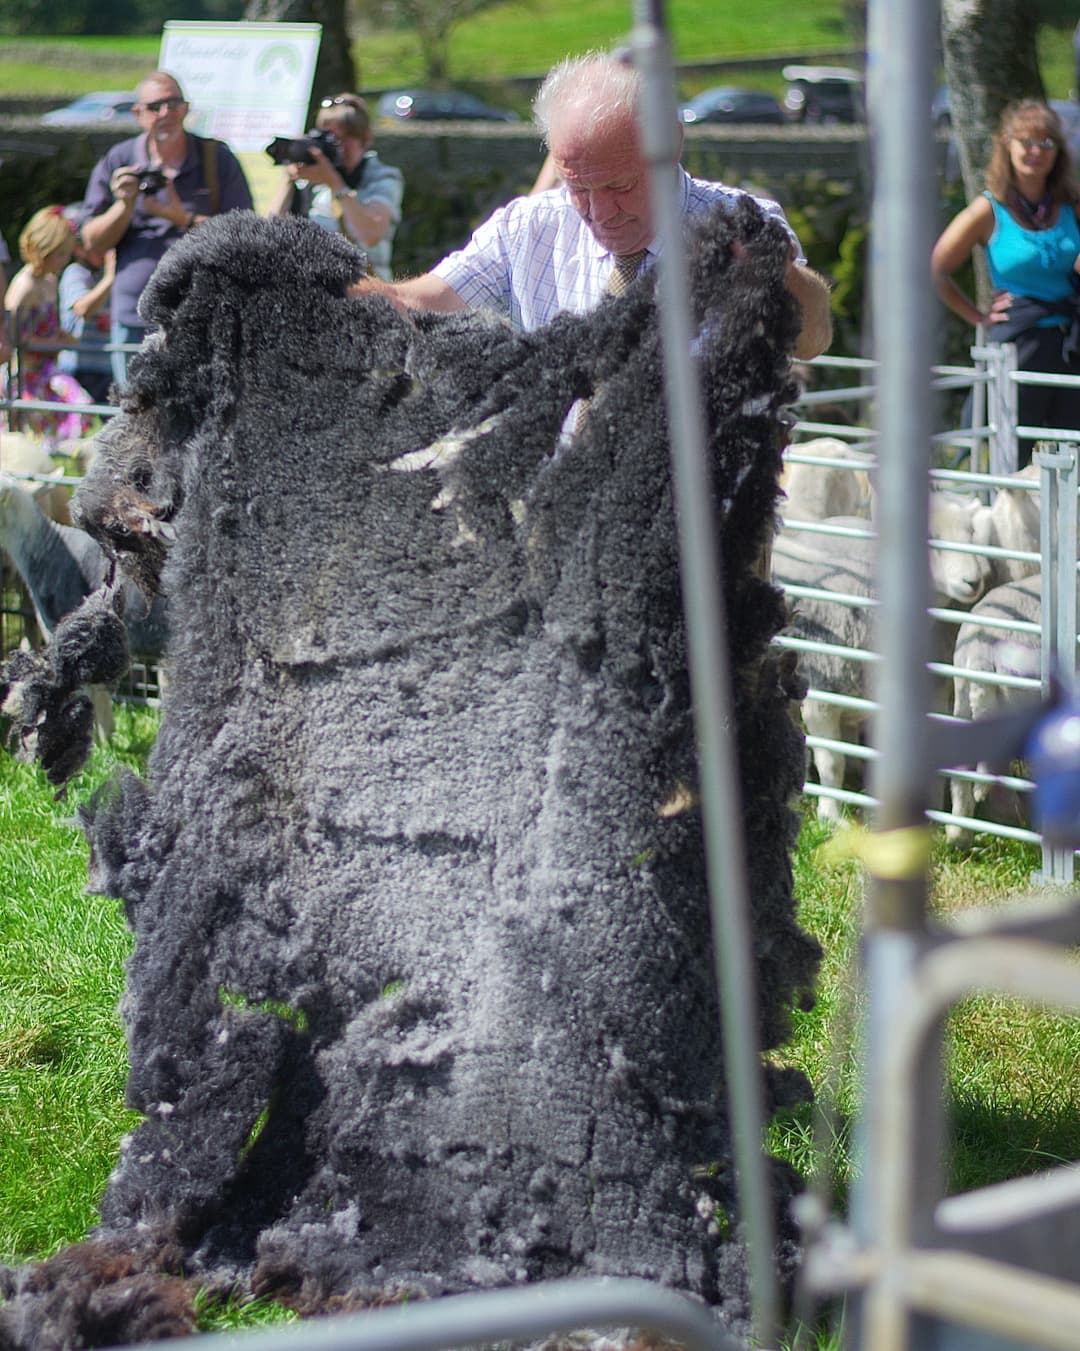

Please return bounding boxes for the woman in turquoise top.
[932,99,1080,466]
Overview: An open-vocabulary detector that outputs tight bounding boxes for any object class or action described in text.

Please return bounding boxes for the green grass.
[0,5,858,97]
[0,11,1075,110]
[771,815,1080,1213]
[352,0,857,89]
[3,712,1080,1344]
[0,704,156,1261]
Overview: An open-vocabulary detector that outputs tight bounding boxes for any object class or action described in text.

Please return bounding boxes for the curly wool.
[2,204,819,1348]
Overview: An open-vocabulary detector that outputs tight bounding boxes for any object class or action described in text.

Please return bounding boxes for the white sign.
[160,20,322,153]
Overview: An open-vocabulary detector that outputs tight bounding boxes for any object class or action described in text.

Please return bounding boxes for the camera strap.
[200,137,221,215]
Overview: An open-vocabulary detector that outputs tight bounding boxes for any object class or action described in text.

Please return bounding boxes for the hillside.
[0,1,857,98]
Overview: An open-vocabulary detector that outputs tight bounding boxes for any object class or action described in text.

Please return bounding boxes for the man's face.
[315,115,368,169]
[135,78,188,145]
[550,112,653,256]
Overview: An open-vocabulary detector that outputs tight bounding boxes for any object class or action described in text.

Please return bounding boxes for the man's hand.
[109,166,142,208]
[785,260,832,360]
[348,272,468,317]
[140,178,190,231]
[292,146,341,191]
[348,276,413,318]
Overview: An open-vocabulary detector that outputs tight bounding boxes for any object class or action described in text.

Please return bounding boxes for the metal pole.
[110,1279,745,1351]
[630,3,778,1344]
[854,0,941,1342]
[1034,444,1079,885]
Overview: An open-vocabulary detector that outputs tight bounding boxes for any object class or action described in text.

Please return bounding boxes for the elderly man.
[80,71,253,384]
[355,53,831,360]
[266,92,403,282]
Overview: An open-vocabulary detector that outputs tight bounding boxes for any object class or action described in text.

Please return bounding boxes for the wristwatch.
[333,186,355,201]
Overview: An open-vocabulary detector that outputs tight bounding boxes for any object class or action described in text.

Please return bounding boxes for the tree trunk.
[244,0,356,113]
[941,0,1044,203]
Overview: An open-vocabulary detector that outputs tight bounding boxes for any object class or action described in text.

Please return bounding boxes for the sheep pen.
[0,207,820,1349]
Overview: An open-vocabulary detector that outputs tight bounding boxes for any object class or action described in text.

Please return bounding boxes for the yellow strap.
[817,822,934,879]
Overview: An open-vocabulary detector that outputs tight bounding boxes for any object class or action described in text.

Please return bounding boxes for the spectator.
[354,53,830,360]
[79,70,254,385]
[266,92,403,281]
[0,234,10,366]
[932,98,1080,468]
[57,218,115,407]
[4,206,94,444]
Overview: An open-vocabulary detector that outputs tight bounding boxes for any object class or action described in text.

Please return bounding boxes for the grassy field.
[0,9,1074,121]
[0,5,1074,122]
[0,3,857,98]
[775,815,1080,1210]
[2,702,1079,1345]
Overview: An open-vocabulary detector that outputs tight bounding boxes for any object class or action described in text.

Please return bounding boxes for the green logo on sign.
[256,44,302,82]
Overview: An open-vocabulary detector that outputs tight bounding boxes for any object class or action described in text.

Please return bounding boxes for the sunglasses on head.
[141,96,185,113]
[321,96,356,109]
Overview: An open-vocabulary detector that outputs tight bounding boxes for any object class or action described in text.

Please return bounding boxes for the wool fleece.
[0,204,819,1343]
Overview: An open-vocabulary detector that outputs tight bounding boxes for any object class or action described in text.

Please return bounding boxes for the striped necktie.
[606,249,648,296]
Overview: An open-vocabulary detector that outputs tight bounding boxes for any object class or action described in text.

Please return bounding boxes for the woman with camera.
[79,71,253,385]
[266,94,403,282]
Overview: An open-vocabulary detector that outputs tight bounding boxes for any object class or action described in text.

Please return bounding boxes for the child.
[4,205,94,443]
[57,217,115,407]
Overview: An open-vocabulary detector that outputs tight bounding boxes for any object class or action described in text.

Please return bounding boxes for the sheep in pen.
[0,206,820,1348]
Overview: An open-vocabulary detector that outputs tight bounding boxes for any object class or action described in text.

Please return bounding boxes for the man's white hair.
[533,52,641,145]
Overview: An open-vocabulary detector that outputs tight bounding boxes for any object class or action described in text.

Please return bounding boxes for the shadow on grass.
[947,1090,1080,1195]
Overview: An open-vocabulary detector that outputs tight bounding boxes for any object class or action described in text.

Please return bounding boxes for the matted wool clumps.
[0,204,819,1349]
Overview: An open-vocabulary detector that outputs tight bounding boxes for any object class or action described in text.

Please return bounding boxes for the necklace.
[1008,186,1053,229]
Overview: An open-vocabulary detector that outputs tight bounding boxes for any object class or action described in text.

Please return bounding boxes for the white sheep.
[772,493,995,821]
[781,450,1041,587]
[946,573,1041,843]
[978,463,1041,586]
[0,430,73,525]
[780,436,875,523]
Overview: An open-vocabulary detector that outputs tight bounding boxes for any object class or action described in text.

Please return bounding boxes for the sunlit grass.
[2,713,1079,1345]
[0,705,155,1261]
[774,812,1080,1212]
[0,16,1074,111]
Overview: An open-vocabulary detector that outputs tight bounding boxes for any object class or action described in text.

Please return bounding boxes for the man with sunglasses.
[79,71,253,385]
[267,93,403,282]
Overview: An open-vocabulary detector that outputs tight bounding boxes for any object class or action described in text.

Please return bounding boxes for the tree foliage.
[0,0,245,36]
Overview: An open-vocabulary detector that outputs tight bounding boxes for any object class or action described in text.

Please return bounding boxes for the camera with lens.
[137,168,169,194]
[265,128,342,168]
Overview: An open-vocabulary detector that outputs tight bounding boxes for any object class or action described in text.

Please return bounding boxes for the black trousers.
[992,323,1080,468]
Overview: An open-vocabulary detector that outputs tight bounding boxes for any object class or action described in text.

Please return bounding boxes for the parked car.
[377,89,519,123]
[679,86,784,126]
[781,65,863,124]
[932,84,952,133]
[40,91,138,127]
